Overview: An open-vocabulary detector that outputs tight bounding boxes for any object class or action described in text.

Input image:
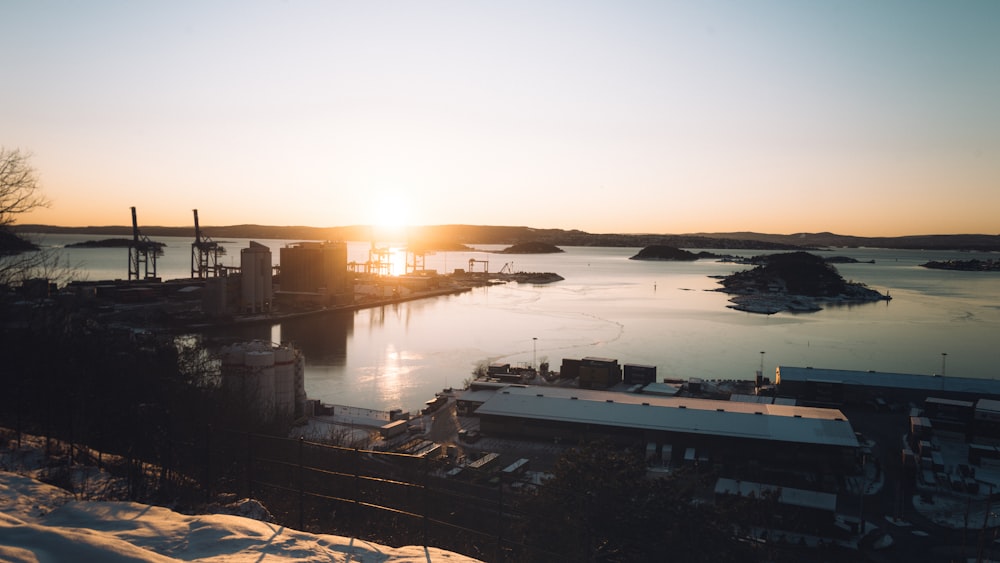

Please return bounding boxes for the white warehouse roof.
[777,366,1000,396]
[475,386,858,448]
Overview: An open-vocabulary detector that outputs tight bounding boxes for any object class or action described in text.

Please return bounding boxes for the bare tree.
[0,148,49,228]
[0,148,78,288]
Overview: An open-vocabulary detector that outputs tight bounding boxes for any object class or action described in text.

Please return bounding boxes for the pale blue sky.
[3,1,998,235]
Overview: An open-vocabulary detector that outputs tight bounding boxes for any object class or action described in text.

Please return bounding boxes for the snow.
[1,433,481,563]
[0,471,481,562]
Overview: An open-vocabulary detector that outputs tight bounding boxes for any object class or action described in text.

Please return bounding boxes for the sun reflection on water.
[358,343,423,407]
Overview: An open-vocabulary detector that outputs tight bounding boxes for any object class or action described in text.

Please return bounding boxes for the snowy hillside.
[0,429,481,563]
[0,470,481,562]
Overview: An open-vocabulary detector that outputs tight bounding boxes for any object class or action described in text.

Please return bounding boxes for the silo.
[244,349,276,421]
[293,350,308,417]
[220,344,248,396]
[218,340,307,425]
[273,346,296,421]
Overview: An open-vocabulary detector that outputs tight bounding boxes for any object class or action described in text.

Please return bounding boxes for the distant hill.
[14,224,1000,252]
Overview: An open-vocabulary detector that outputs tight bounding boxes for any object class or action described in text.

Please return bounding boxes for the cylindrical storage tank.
[273,347,296,421]
[244,350,275,368]
[244,350,276,421]
[221,346,246,366]
[293,352,307,417]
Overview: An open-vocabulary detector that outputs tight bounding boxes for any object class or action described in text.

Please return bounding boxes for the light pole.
[760,351,765,374]
[942,352,948,376]
[533,337,538,372]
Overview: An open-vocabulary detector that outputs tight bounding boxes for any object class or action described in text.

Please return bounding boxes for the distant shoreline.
[13,225,1000,252]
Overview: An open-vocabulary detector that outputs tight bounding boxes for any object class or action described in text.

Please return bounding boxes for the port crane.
[190,209,225,278]
[467,258,489,273]
[406,249,426,274]
[127,206,159,281]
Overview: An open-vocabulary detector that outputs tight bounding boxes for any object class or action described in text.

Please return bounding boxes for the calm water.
[27,233,1000,412]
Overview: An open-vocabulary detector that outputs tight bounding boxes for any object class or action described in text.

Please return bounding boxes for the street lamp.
[533,337,538,372]
[759,351,765,374]
[941,352,948,376]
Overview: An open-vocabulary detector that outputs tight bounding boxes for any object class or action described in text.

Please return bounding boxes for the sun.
[371,195,411,241]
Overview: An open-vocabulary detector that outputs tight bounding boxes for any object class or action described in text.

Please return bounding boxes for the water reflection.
[358,344,424,408]
[278,312,354,366]
[199,310,353,367]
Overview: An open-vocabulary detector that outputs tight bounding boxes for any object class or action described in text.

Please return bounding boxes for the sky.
[2,1,998,237]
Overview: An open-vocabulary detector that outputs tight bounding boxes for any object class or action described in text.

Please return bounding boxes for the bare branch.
[0,147,50,227]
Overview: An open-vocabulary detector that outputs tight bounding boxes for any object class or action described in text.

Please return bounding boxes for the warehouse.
[776,365,1000,408]
[474,386,859,473]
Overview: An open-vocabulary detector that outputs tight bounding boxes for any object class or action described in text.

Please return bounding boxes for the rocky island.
[921,258,1000,272]
[629,245,722,261]
[715,251,891,314]
[496,241,564,254]
[66,238,166,251]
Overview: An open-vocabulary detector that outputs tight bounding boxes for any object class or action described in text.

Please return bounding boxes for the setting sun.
[370,194,413,242]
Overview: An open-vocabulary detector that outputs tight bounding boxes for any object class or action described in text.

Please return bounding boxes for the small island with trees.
[921,258,1000,272]
[715,251,891,314]
[629,245,722,261]
[496,241,564,254]
[66,238,166,251]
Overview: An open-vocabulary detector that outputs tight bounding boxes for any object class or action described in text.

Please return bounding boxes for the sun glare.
[371,196,411,241]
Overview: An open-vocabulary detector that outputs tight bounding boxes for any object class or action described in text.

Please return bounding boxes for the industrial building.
[220,340,307,425]
[241,241,273,313]
[200,241,273,316]
[776,365,1000,407]
[560,357,622,389]
[278,241,353,307]
[473,385,860,473]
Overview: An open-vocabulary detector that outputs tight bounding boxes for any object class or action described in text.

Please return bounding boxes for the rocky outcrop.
[496,241,564,254]
[629,245,698,261]
[921,259,1000,271]
[715,251,890,314]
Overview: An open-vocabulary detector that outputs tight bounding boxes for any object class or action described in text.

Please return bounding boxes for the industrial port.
[5,208,1000,561]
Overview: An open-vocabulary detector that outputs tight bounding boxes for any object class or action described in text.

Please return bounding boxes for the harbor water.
[25,233,1000,413]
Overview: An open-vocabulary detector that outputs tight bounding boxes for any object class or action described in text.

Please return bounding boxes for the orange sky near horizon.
[4,1,999,238]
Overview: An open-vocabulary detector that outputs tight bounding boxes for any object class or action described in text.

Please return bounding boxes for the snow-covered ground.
[0,432,481,563]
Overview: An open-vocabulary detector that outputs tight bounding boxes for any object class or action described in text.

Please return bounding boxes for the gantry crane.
[190,209,225,278]
[468,258,489,273]
[128,206,159,281]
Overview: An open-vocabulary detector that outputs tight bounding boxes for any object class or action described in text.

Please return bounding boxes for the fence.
[0,424,565,563]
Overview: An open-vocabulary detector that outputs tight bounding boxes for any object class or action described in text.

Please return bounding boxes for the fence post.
[204,425,212,502]
[422,455,429,547]
[246,431,253,499]
[354,447,361,525]
[298,436,305,531]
